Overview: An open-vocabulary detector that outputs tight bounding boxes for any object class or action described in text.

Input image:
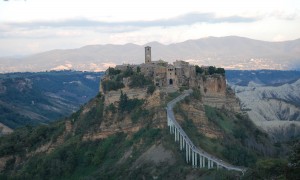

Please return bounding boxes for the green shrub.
[131,108,149,123]
[147,84,156,95]
[108,67,121,76]
[195,65,204,75]
[129,74,153,88]
[101,79,124,92]
[123,67,134,77]
[119,91,144,113]
[192,88,201,100]
[106,103,116,113]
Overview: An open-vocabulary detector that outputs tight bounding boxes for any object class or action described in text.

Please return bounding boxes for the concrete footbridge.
[167,89,246,173]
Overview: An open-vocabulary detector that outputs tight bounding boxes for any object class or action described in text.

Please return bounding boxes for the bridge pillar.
[186,143,188,163]
[195,153,198,167]
[189,145,191,163]
[200,156,202,168]
[208,159,211,169]
[211,160,214,168]
[172,124,175,134]
[179,134,181,150]
[192,151,194,167]
[174,127,177,141]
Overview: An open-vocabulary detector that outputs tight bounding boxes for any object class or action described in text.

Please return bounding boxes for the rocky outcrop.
[193,75,240,112]
[83,88,167,141]
[231,79,300,140]
[176,102,223,139]
[200,75,226,96]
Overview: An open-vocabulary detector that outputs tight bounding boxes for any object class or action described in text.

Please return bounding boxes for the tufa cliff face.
[194,75,240,112]
[93,70,240,142]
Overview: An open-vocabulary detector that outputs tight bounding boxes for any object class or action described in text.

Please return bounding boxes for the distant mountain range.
[0,36,300,72]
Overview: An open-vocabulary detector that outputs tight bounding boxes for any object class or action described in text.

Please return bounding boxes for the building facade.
[115,46,196,88]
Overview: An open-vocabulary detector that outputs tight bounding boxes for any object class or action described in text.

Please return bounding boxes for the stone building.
[115,46,196,88]
[145,46,151,64]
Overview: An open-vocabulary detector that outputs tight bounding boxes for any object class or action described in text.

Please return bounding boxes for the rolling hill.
[0,36,299,72]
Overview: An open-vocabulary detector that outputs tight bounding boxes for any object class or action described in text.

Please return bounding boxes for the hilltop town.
[99,46,239,111]
[102,46,224,90]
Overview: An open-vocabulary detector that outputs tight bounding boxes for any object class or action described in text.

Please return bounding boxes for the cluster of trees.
[117,91,151,123]
[108,67,121,76]
[0,122,65,157]
[195,65,225,76]
[101,79,125,92]
[119,91,144,113]
[75,96,105,134]
[129,74,153,88]
[103,67,155,92]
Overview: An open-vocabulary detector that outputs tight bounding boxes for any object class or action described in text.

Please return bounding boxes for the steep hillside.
[0,70,297,179]
[231,80,300,141]
[0,71,103,132]
[227,70,300,141]
[1,36,300,72]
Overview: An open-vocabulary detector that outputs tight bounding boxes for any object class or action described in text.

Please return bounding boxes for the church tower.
[145,46,151,64]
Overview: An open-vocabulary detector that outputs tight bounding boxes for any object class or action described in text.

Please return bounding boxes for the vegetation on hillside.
[0,71,103,129]
[196,65,225,76]
[0,121,65,157]
[102,67,154,93]
[0,78,299,179]
[0,117,242,179]
[174,99,299,179]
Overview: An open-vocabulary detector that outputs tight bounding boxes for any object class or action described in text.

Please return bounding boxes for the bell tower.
[145,46,151,64]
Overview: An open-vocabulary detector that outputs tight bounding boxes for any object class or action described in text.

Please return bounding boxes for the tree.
[208,66,216,75]
[108,67,121,76]
[119,91,128,112]
[195,65,204,75]
[123,67,134,77]
[101,80,124,92]
[216,68,225,75]
[137,66,141,73]
[147,84,156,95]
[129,74,152,88]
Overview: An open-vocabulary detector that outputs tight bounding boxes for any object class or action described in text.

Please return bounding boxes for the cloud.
[0,13,259,39]
[4,12,259,29]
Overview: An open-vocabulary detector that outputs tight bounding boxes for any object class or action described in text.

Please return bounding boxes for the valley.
[0,71,103,133]
[227,70,300,141]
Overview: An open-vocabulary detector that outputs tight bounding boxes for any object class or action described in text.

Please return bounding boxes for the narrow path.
[167,89,246,173]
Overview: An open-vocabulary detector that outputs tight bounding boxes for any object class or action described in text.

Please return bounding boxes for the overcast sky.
[0,0,299,56]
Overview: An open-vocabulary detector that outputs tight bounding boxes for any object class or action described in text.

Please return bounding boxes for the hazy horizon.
[1,0,299,56]
[2,35,300,58]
